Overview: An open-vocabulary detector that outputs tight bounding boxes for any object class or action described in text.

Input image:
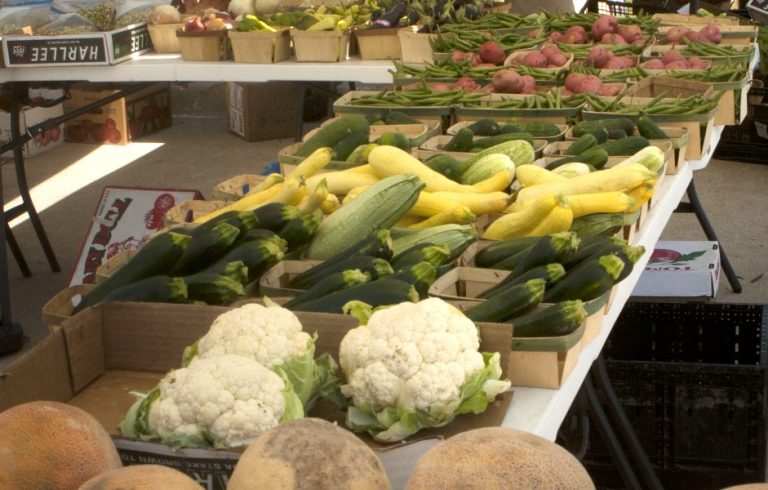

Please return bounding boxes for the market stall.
[0,4,760,489]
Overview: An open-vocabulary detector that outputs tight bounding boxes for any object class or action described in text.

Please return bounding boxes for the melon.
[78,464,202,489]
[406,427,595,490]
[723,485,768,489]
[228,418,391,490]
[0,401,122,490]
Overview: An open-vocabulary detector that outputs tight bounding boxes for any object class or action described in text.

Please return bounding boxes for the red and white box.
[69,186,202,286]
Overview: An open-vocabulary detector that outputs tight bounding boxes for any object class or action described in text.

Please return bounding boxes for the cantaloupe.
[228,418,391,490]
[78,464,202,489]
[0,401,122,490]
[406,427,595,490]
[723,485,768,489]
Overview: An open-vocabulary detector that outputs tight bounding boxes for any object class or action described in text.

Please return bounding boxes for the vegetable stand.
[0,52,740,488]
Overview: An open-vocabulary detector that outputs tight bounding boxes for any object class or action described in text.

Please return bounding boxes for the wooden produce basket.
[504,50,574,73]
[454,93,584,125]
[333,90,454,127]
[304,116,441,147]
[213,174,268,201]
[176,29,230,61]
[42,284,96,333]
[456,240,494,267]
[397,26,437,64]
[291,29,351,62]
[652,13,741,26]
[542,139,675,171]
[642,43,756,65]
[429,266,512,304]
[354,26,401,60]
[417,134,548,161]
[148,23,183,53]
[710,75,753,126]
[447,120,568,143]
[656,25,758,45]
[278,142,366,174]
[164,199,228,225]
[259,260,321,297]
[228,29,291,63]
[95,250,138,283]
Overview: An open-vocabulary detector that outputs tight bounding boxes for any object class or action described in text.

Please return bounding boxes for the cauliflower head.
[339,298,511,442]
[182,303,343,411]
[120,354,304,449]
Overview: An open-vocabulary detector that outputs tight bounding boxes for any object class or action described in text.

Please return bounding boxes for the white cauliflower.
[120,354,303,449]
[182,303,343,411]
[339,298,512,442]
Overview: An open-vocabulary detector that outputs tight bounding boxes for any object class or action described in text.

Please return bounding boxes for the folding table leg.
[9,84,60,274]
[5,223,31,277]
[685,180,742,293]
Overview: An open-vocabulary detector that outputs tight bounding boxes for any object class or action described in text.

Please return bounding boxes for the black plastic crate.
[585,0,674,15]
[714,84,768,164]
[605,302,768,365]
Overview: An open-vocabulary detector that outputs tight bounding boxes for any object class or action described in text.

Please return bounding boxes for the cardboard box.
[2,24,152,67]
[64,83,172,145]
[0,302,513,489]
[68,186,201,286]
[632,241,721,299]
[226,82,303,142]
[0,101,64,159]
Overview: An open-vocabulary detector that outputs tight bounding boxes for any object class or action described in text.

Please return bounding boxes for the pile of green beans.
[564,64,648,81]
[429,30,546,53]
[440,12,542,32]
[540,11,658,32]
[348,86,485,107]
[463,88,586,109]
[557,42,646,57]
[393,60,561,81]
[681,41,755,58]
[586,91,721,115]
[662,64,748,82]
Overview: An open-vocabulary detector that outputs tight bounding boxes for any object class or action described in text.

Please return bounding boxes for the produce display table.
[0,54,736,487]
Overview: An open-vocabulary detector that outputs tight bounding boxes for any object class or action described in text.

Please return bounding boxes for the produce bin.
[164,199,227,225]
[504,50,574,73]
[354,27,401,60]
[656,24,758,44]
[147,23,183,53]
[228,29,291,64]
[41,284,96,333]
[417,135,548,161]
[506,321,585,389]
[651,13,741,26]
[454,93,584,125]
[291,29,351,62]
[641,43,756,65]
[259,260,321,297]
[212,174,268,201]
[303,116,441,147]
[397,26,437,64]
[447,120,569,143]
[333,90,454,128]
[176,29,230,61]
[278,141,367,174]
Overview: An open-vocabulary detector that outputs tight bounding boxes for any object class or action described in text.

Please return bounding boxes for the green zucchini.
[424,154,472,180]
[614,245,645,282]
[504,120,562,138]
[607,128,628,139]
[479,263,566,299]
[101,275,188,305]
[388,261,437,298]
[284,268,371,309]
[444,128,474,152]
[474,237,538,268]
[512,232,580,276]
[391,243,451,270]
[289,255,394,290]
[569,213,625,238]
[332,131,370,161]
[290,278,419,313]
[75,232,192,313]
[252,203,301,232]
[593,136,649,156]
[464,278,545,322]
[237,228,285,248]
[375,132,411,152]
[584,117,635,133]
[172,222,241,275]
[567,134,598,156]
[297,115,370,157]
[636,116,668,140]
[544,254,625,302]
[390,224,478,261]
[182,272,246,305]
[278,209,323,249]
[572,122,609,143]
[207,238,285,282]
[466,119,500,136]
[192,210,258,236]
[546,147,608,170]
[385,111,421,125]
[563,235,628,268]
[470,132,534,151]
[487,247,531,271]
[509,300,587,337]
[209,260,249,284]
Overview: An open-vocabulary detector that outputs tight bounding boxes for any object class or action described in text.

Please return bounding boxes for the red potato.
[642,59,665,69]
[479,41,506,66]
[548,31,564,42]
[474,63,498,68]
[528,29,541,39]
[454,77,480,92]
[684,30,712,43]
[430,83,455,92]
[470,53,484,66]
[576,75,603,94]
[598,84,621,96]
[522,51,548,68]
[688,56,707,68]
[564,72,586,92]
[561,88,574,96]
[632,37,647,46]
[451,51,472,62]
[661,49,685,65]
[663,26,691,44]
[548,52,569,67]
[599,33,628,45]
[480,84,496,93]
[540,45,562,60]
[617,25,643,43]
[521,75,536,92]
[591,15,618,41]
[699,23,722,43]
[491,69,525,93]
[665,60,690,69]
[585,46,613,68]
[566,25,589,44]
[560,31,583,44]
[604,56,635,69]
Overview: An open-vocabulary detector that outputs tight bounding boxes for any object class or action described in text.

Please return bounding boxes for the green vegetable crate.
[417,135,548,161]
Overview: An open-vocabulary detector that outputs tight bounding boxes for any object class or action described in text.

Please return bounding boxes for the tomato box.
[0,86,65,158]
[64,83,172,145]
[632,241,721,299]
[68,186,202,286]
